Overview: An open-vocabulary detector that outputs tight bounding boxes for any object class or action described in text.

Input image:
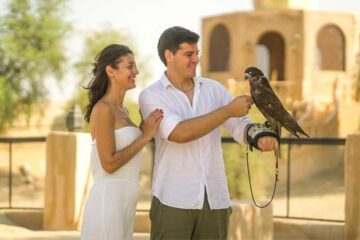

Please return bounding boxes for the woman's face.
[110,53,139,90]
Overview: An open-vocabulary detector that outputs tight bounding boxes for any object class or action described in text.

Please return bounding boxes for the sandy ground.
[0,211,78,239]
[0,211,149,240]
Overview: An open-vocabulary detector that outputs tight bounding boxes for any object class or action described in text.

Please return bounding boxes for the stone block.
[228,200,273,240]
[43,131,92,230]
[345,134,360,240]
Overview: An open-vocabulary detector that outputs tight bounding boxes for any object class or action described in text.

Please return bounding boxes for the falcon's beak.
[245,73,252,80]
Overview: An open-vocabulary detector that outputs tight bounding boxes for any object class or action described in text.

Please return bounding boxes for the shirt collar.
[160,72,203,90]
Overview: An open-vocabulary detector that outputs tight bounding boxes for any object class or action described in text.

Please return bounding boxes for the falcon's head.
[244,67,264,81]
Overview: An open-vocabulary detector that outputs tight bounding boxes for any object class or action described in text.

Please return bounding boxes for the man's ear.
[164,49,173,64]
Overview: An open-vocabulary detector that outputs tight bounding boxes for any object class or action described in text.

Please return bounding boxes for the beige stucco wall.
[302,11,356,103]
[202,10,305,99]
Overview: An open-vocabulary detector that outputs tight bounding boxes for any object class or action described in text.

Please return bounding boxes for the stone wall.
[345,134,360,240]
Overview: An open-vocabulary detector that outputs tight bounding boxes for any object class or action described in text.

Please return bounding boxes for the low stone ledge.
[134,211,151,233]
[228,200,273,240]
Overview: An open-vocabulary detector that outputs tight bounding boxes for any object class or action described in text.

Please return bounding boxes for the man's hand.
[225,95,253,118]
[257,136,278,152]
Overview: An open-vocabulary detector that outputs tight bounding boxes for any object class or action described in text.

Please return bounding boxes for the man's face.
[168,42,199,79]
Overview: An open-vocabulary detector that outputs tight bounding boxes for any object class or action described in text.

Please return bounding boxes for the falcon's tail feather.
[295,125,310,138]
[298,130,310,138]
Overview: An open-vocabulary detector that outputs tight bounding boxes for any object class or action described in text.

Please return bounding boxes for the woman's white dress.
[81,126,142,240]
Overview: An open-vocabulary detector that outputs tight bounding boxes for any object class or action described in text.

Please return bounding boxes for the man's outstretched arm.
[168,96,252,143]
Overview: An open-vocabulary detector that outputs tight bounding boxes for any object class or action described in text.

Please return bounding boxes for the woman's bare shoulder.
[92,101,112,115]
[90,102,114,126]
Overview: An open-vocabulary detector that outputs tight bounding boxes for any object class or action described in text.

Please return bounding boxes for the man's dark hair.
[157,26,199,66]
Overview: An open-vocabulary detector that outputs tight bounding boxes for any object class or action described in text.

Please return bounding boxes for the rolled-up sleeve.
[224,116,253,144]
[219,86,253,144]
[139,89,182,140]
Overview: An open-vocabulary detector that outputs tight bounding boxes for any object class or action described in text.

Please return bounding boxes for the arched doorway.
[256,31,285,80]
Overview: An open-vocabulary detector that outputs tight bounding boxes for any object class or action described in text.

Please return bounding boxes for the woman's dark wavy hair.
[84,44,133,123]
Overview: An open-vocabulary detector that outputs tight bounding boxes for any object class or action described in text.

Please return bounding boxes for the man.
[139,26,278,239]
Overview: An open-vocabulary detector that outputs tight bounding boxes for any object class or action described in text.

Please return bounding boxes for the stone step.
[274,218,344,240]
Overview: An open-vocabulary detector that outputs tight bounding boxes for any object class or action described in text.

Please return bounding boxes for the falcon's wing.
[253,77,291,122]
[253,77,309,138]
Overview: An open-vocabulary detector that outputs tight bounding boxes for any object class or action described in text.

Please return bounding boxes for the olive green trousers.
[150,192,232,240]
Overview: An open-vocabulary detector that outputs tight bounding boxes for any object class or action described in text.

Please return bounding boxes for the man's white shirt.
[139,73,252,209]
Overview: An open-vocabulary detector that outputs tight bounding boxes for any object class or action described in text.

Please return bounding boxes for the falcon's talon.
[264,121,271,127]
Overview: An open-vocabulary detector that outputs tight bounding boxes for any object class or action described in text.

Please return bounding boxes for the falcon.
[245,67,309,138]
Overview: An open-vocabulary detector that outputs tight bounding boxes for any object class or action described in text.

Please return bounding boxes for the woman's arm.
[92,103,162,173]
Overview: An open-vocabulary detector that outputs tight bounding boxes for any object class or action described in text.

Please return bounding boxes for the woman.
[81,44,163,239]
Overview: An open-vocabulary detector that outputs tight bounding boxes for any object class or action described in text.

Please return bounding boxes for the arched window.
[256,31,285,80]
[317,24,345,71]
[209,24,230,72]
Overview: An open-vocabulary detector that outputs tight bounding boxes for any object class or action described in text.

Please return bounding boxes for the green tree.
[0,0,70,131]
[70,29,151,128]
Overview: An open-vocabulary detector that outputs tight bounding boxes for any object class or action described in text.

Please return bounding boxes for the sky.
[2,0,360,100]
[59,0,257,101]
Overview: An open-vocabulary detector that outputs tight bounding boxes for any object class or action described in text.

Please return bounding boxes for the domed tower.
[201,0,359,104]
[253,0,313,10]
[201,0,360,136]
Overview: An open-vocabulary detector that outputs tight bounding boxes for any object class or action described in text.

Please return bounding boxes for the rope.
[246,145,279,208]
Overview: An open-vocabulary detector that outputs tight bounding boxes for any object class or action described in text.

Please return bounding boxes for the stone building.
[201,0,360,137]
